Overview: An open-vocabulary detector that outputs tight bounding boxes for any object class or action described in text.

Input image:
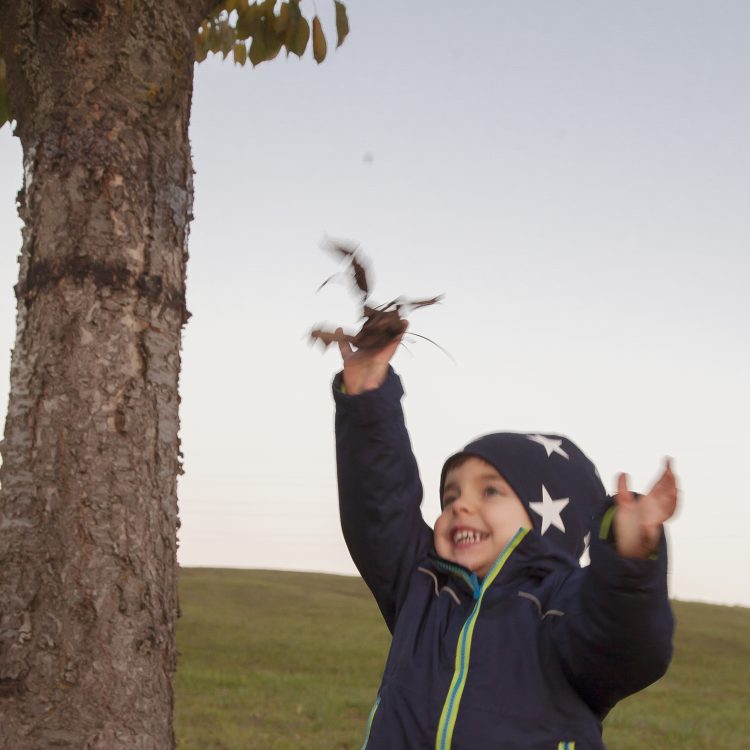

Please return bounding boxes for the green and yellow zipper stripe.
[360,695,380,750]
[434,527,529,750]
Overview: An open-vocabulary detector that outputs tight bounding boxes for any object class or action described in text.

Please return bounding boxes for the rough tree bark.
[0,1,216,747]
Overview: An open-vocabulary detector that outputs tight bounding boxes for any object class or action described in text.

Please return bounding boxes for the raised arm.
[549,462,679,716]
[333,325,433,632]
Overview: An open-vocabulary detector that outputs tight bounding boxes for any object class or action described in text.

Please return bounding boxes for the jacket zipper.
[360,694,381,750]
[434,527,529,750]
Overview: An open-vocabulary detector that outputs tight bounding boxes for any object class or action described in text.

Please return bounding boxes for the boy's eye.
[484,486,503,497]
[442,496,456,506]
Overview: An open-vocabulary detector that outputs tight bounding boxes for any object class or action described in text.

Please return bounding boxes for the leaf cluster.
[0,1,349,130]
[195,0,348,67]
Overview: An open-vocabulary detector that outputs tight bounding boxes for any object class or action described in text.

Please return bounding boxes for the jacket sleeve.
[333,367,434,632]
[548,501,675,717]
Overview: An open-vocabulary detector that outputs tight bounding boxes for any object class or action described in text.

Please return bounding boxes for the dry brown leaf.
[310,240,443,351]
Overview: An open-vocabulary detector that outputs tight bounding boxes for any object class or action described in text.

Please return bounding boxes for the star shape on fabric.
[527,433,569,460]
[529,486,570,535]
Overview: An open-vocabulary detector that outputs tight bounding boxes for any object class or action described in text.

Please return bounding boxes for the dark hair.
[440,454,496,508]
[442,453,472,478]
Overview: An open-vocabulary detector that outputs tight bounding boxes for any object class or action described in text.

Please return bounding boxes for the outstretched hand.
[338,321,407,395]
[614,459,679,559]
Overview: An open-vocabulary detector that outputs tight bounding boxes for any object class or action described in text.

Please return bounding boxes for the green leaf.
[236,4,260,40]
[219,23,235,58]
[274,3,289,35]
[195,32,208,62]
[233,41,247,65]
[247,16,281,65]
[312,16,326,64]
[194,0,345,66]
[258,0,276,20]
[285,5,309,58]
[194,20,210,60]
[248,19,268,65]
[334,1,349,48]
[261,17,283,62]
[205,24,221,53]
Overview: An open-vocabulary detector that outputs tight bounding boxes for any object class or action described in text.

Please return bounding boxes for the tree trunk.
[0,1,212,746]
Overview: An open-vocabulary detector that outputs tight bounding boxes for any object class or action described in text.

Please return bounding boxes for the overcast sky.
[1,1,749,607]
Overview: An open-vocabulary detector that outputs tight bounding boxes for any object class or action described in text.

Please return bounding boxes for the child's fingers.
[644,458,679,523]
[336,328,354,362]
[653,458,678,495]
[664,458,679,495]
[662,457,679,513]
[616,472,635,508]
[661,457,674,481]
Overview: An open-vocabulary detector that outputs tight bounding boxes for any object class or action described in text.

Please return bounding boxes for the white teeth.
[453,529,484,545]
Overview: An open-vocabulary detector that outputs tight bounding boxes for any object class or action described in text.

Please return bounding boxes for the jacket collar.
[427,527,578,599]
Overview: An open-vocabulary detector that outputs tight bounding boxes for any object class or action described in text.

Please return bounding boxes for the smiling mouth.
[452,529,489,546]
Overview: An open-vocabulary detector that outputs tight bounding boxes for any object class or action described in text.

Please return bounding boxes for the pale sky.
[1,1,749,607]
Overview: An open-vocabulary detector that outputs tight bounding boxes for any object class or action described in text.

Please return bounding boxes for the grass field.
[175,568,749,750]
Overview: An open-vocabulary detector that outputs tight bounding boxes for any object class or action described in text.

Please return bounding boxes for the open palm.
[614,459,679,559]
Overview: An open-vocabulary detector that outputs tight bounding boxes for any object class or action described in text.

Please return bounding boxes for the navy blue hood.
[440,432,607,559]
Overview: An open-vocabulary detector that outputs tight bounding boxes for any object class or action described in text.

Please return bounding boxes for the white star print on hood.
[529,486,570,534]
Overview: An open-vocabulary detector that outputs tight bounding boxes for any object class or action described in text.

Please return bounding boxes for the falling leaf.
[323,239,356,259]
[350,256,368,297]
[316,273,341,293]
[310,240,443,351]
[310,327,351,348]
[404,296,443,311]
[321,239,369,297]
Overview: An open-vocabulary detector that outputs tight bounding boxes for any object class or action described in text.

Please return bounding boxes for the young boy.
[332,326,678,750]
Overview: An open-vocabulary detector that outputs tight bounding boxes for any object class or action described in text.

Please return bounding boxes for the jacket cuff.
[332,367,405,423]
[589,526,668,592]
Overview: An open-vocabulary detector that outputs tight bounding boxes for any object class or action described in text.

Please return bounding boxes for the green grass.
[175,569,749,749]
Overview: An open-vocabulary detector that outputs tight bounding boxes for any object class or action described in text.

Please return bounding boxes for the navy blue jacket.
[334,369,674,750]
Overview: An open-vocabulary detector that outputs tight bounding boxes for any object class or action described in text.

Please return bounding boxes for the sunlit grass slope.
[175,568,749,750]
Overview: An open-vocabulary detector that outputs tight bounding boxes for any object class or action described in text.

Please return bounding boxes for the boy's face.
[434,457,533,578]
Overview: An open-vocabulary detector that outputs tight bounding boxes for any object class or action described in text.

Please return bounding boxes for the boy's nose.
[451,496,476,514]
